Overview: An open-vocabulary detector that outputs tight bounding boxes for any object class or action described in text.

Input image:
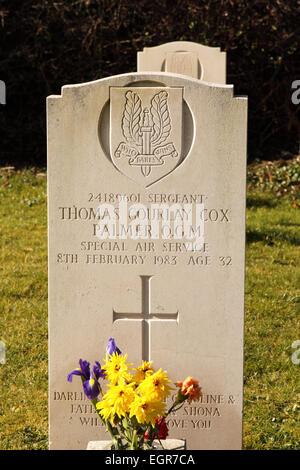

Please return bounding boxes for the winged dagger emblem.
[114,90,178,177]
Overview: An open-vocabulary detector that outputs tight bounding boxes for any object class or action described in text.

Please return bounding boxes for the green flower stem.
[167,398,187,416]
[90,398,123,449]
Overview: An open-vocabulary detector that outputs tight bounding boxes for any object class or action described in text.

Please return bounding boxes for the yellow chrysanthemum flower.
[137,368,173,401]
[129,395,166,426]
[103,352,133,384]
[134,361,155,384]
[96,382,136,422]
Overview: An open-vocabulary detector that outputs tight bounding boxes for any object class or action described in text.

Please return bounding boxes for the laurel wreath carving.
[150,91,171,146]
[121,91,142,146]
[121,90,172,149]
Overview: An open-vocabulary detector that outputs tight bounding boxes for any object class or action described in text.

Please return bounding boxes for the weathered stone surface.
[48,71,247,450]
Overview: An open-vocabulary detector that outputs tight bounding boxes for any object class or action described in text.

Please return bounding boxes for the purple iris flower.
[93,361,106,380]
[67,359,90,382]
[82,372,101,400]
[106,338,121,356]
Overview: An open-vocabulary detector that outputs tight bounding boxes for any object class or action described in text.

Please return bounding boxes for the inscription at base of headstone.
[48,70,247,450]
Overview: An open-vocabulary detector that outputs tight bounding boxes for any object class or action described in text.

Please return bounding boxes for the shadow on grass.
[246,227,300,246]
[279,222,300,227]
[246,193,279,208]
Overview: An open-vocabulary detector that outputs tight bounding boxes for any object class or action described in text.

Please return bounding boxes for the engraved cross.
[113,275,178,362]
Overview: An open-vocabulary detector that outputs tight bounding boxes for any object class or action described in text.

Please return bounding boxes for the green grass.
[0,168,48,450]
[0,168,299,450]
[244,191,300,449]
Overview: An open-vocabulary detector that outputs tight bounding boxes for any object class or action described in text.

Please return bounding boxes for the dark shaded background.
[0,0,299,167]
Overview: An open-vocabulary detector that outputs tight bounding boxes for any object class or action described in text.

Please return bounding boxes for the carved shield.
[110,87,183,187]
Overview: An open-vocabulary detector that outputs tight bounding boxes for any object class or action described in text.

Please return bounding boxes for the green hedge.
[0,0,299,166]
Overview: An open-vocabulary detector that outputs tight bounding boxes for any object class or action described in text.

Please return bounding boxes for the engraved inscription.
[54,389,236,431]
[55,192,233,268]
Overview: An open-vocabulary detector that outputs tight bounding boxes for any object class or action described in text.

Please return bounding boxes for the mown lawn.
[0,168,299,450]
[244,191,300,449]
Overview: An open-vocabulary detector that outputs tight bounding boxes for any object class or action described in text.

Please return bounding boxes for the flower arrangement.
[68,338,202,450]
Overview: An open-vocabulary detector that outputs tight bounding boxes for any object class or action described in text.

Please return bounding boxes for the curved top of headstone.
[49,71,231,101]
[47,71,245,190]
[137,41,226,84]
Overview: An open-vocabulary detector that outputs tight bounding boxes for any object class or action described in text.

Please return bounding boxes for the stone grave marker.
[48,70,247,449]
[137,41,226,83]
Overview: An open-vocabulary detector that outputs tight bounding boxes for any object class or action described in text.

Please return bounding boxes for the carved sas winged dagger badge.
[110,87,183,187]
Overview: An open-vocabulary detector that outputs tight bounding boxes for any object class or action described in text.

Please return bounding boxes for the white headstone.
[48,71,247,450]
[137,41,226,83]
